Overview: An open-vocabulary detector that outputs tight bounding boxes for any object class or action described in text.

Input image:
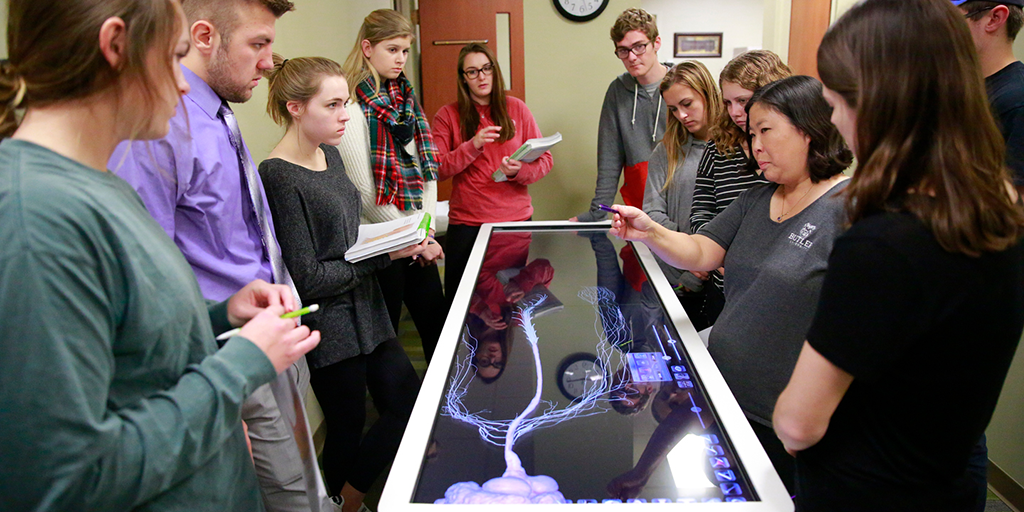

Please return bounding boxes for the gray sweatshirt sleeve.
[643,143,679,232]
[577,82,625,222]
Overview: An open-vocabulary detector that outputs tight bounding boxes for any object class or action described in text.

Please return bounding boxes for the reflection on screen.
[414,228,757,504]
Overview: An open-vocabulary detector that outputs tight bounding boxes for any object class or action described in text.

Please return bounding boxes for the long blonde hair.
[341,9,414,98]
[711,50,792,155]
[659,61,722,187]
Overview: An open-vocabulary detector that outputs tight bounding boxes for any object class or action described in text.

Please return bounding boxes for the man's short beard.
[207,45,252,103]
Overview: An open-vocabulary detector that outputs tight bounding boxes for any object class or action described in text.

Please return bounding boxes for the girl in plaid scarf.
[337,9,447,366]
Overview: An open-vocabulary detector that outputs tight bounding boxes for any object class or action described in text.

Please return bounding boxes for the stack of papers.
[345,212,431,262]
[493,132,562,182]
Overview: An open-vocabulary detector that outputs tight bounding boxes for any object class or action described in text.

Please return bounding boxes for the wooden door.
[417,0,525,201]
[788,0,832,78]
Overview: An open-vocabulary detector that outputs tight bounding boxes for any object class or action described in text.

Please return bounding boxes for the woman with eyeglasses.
[432,43,553,300]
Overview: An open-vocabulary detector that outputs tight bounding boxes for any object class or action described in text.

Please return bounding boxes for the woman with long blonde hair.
[642,60,723,330]
[337,8,447,363]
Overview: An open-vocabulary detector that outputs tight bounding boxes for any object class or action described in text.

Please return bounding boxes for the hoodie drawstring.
[652,93,662,143]
[631,83,638,126]
[631,82,662,142]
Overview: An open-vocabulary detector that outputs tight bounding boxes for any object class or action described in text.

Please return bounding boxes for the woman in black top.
[258,55,423,512]
[773,1,1024,510]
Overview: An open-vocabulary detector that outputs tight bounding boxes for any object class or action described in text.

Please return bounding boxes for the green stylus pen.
[215,304,319,341]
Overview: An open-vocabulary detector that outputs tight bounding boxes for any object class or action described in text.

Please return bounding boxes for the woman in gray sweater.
[642,60,723,331]
[258,55,423,512]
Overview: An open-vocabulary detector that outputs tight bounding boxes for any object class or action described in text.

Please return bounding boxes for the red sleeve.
[433,103,485,181]
[510,258,554,291]
[507,98,553,186]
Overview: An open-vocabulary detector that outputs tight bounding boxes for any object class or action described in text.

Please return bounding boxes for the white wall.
[233,0,391,163]
[644,0,765,81]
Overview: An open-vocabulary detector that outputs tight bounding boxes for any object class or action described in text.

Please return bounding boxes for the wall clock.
[556,352,606,401]
[554,0,609,22]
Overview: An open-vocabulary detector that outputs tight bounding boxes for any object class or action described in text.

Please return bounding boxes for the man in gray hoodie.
[573,8,671,222]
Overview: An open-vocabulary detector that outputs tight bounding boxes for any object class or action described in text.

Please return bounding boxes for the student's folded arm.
[689,161,718,234]
[773,342,853,454]
[642,145,678,232]
[263,180,390,301]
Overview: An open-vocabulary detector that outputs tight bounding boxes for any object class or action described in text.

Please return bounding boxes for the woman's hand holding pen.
[472,125,502,150]
[227,279,297,327]
[608,204,660,243]
[239,305,321,374]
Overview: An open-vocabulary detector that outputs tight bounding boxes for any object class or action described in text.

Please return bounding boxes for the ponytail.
[0,61,28,138]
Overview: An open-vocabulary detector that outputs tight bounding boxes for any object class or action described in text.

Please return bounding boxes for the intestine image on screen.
[435,287,631,504]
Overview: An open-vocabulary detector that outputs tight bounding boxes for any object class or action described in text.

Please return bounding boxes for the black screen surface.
[414,228,757,504]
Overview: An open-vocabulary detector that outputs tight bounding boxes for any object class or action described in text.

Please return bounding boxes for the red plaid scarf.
[356,74,439,211]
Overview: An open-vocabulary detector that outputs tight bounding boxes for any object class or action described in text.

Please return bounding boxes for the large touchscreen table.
[380,223,793,510]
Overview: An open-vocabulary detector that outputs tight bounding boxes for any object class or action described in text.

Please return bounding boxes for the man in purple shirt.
[109,1,331,511]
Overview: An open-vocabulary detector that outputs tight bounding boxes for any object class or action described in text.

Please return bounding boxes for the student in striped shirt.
[690,51,792,297]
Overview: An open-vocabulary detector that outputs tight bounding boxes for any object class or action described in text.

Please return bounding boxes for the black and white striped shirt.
[689,140,769,289]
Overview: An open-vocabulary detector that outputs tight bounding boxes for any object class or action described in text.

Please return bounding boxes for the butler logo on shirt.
[789,223,817,249]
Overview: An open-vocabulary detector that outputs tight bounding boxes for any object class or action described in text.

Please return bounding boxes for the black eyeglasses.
[964,6,995,18]
[462,64,494,79]
[614,41,651,59]
[474,359,505,370]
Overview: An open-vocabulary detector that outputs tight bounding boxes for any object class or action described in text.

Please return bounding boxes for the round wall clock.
[556,352,606,401]
[554,0,609,22]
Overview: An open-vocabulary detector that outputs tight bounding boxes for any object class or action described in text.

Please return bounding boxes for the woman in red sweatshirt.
[433,43,554,301]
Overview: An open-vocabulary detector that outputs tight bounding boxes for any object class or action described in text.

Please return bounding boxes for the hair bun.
[0,60,28,109]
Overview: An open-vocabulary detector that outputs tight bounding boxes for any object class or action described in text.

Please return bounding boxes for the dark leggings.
[442,223,481,307]
[309,339,420,494]
[375,258,447,363]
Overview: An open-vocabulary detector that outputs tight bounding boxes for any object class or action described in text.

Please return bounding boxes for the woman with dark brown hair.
[0,0,319,510]
[432,43,553,302]
[773,0,1024,510]
[610,75,853,493]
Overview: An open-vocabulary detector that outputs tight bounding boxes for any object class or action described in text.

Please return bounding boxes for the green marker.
[215,304,319,341]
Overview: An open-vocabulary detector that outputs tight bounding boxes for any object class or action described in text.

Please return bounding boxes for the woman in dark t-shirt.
[773,1,1024,511]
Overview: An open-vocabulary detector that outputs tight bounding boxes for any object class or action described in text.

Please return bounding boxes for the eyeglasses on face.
[474,359,505,370]
[964,6,995,18]
[614,41,651,59]
[462,63,494,79]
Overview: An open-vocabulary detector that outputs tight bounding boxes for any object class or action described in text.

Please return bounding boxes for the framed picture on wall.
[673,33,723,58]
